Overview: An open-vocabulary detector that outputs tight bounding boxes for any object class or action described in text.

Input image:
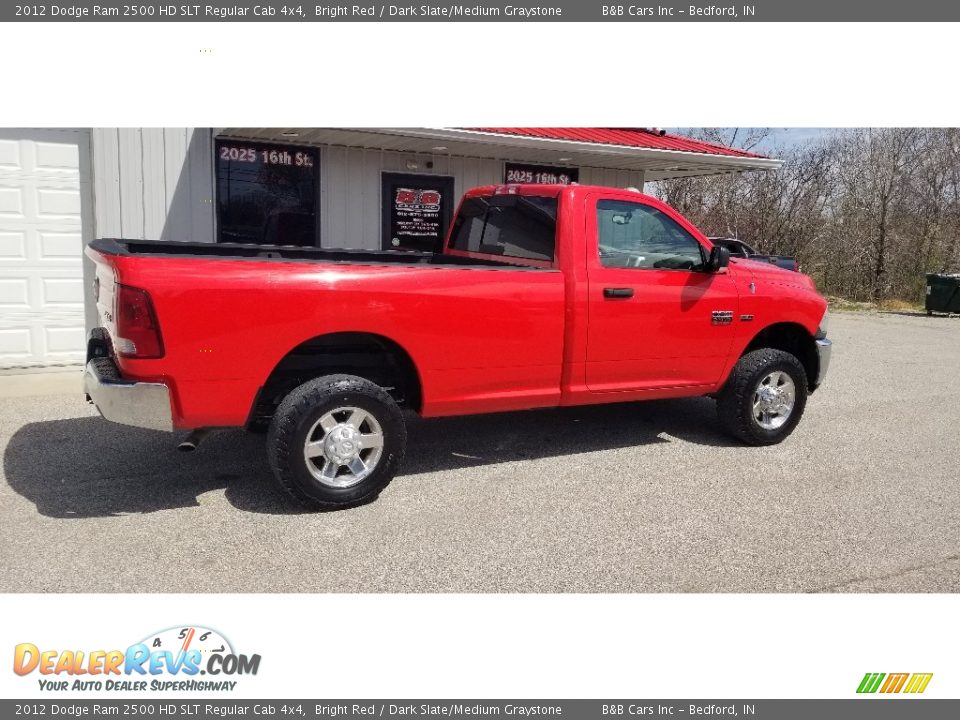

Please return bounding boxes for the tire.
[267,374,406,509]
[716,348,808,446]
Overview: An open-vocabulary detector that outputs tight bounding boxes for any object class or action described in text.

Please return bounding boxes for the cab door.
[585,194,739,392]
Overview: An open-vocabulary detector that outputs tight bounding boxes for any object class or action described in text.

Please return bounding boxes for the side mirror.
[706,245,731,272]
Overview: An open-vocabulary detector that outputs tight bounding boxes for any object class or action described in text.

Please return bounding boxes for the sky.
[669,128,834,153]
[753,128,833,151]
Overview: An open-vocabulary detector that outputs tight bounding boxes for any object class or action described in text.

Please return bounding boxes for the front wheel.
[716,348,808,446]
[267,374,406,509]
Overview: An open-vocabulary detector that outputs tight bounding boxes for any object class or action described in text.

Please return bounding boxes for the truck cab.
[445,184,827,400]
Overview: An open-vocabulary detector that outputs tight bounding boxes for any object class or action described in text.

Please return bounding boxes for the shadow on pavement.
[880,310,959,318]
[4,397,733,518]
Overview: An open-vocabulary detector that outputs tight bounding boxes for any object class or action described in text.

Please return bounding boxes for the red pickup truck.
[85,184,831,508]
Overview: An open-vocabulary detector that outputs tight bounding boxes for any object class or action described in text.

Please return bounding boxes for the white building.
[0,127,780,370]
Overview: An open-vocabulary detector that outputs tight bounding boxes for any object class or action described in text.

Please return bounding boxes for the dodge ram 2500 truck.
[85,184,831,508]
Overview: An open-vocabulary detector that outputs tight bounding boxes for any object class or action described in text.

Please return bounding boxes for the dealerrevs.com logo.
[13,626,261,692]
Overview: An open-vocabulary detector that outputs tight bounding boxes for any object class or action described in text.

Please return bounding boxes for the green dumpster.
[926,273,960,315]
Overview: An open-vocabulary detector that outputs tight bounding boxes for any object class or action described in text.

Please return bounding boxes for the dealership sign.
[392,187,443,240]
[382,173,454,253]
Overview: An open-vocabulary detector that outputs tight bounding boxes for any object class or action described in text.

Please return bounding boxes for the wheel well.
[742,323,819,390]
[248,332,422,428]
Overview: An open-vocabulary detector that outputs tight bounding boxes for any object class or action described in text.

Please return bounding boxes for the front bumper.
[813,337,832,388]
[84,357,173,432]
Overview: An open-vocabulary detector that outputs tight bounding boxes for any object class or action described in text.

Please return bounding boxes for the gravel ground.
[1,311,958,593]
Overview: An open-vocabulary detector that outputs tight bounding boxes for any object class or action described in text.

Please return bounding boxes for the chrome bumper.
[814,337,832,388]
[84,358,173,432]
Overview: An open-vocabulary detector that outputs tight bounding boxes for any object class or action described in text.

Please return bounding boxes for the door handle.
[603,287,634,299]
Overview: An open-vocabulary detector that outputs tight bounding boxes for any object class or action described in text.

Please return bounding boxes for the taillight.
[115,284,164,359]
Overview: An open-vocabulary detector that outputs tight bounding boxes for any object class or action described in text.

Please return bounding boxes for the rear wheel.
[267,374,406,509]
[717,348,808,446]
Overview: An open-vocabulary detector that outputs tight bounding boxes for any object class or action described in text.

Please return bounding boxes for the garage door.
[0,129,88,369]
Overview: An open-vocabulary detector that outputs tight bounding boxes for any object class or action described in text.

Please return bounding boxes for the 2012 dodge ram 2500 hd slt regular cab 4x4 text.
[84,184,832,509]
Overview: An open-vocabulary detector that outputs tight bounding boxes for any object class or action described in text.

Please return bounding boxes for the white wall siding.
[90,128,121,238]
[184,129,215,243]
[90,128,214,243]
[118,129,145,237]
[580,166,645,190]
[320,148,502,250]
[141,130,167,239]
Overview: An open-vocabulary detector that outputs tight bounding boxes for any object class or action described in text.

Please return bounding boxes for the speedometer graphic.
[138,626,234,659]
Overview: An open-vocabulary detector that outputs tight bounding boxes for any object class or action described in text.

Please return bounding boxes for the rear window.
[449,195,557,263]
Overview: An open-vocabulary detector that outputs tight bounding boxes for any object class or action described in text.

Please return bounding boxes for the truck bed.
[86,236,567,427]
[90,238,527,269]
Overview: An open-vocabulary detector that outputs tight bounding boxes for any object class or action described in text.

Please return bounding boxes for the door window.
[597,200,704,270]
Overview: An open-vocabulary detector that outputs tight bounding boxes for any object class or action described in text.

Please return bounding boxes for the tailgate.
[85,242,120,342]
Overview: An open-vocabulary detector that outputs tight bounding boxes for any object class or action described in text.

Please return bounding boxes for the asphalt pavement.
[1,311,959,592]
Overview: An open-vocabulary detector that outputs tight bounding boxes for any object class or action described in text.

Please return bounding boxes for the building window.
[215,140,319,246]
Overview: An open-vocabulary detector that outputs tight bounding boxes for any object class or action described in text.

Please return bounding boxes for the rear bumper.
[84,357,173,432]
[813,337,832,389]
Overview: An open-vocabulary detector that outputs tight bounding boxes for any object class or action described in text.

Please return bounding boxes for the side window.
[449,195,556,263]
[597,200,705,270]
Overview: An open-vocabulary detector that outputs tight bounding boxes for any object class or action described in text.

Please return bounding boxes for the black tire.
[267,374,406,509]
[716,348,808,446]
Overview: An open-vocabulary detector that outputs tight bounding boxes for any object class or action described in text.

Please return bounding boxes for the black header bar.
[4,1,959,22]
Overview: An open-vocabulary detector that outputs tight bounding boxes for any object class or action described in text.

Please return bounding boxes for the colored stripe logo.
[857,672,933,694]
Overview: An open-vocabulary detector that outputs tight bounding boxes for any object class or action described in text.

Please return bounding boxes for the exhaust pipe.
[178,428,212,452]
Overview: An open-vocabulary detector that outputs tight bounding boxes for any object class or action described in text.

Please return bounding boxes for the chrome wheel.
[303,406,384,488]
[752,370,796,430]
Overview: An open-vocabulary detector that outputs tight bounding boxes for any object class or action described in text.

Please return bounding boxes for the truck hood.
[729,257,817,292]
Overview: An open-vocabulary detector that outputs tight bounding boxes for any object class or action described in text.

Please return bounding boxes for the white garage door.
[0,129,88,369]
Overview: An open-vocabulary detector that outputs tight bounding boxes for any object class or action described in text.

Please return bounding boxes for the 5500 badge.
[13,626,261,692]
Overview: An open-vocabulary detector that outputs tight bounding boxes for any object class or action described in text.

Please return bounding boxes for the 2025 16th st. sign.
[504,162,579,185]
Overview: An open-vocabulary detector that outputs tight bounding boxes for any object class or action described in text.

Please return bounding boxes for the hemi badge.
[740,314,754,322]
[711,310,734,325]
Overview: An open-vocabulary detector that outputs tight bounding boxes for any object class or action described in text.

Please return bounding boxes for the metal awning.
[216,127,782,180]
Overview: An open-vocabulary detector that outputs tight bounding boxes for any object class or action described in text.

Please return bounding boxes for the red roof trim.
[469,128,766,159]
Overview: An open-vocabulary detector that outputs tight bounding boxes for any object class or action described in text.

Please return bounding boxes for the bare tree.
[654,128,959,304]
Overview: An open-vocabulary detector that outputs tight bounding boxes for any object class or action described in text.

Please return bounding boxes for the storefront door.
[381,173,455,253]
